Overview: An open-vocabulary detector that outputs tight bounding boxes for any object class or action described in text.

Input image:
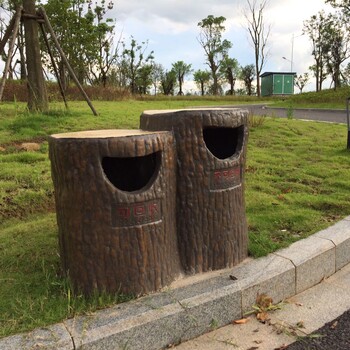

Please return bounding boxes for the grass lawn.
[273,86,350,109]
[1,98,350,338]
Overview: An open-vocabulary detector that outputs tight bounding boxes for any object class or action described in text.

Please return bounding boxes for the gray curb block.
[2,216,350,350]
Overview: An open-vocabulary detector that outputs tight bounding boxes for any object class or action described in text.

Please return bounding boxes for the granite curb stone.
[0,324,73,350]
[314,215,350,270]
[274,235,335,293]
[1,217,350,350]
[64,285,242,350]
[231,254,295,313]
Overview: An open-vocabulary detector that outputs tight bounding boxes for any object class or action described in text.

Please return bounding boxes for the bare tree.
[244,0,271,97]
[150,62,163,95]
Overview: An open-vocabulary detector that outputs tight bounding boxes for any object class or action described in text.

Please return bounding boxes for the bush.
[2,80,132,102]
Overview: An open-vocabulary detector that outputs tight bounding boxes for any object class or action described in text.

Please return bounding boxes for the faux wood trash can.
[49,130,181,295]
[140,108,249,273]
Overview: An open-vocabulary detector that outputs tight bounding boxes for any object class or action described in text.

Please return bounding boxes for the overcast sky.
[109,0,335,92]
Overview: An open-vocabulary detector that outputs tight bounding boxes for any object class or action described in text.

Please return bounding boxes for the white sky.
[0,0,335,93]
[110,0,335,92]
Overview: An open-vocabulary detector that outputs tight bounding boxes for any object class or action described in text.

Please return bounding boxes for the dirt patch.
[20,143,41,151]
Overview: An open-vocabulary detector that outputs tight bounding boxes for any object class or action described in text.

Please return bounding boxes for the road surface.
[241,104,348,124]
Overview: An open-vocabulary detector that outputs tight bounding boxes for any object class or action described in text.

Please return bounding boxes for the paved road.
[241,104,348,124]
[197,104,348,124]
[286,308,350,350]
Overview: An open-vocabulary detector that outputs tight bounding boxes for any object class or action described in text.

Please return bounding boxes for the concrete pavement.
[1,216,350,349]
[175,255,350,350]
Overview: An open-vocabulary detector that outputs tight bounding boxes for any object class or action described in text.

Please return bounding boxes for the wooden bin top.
[50,129,165,139]
[143,107,243,115]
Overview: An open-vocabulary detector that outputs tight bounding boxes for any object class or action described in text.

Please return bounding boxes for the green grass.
[273,86,350,109]
[0,99,257,143]
[246,118,350,256]
[0,214,133,336]
[1,97,350,338]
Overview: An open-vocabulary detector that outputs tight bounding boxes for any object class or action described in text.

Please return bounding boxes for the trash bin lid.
[50,129,160,139]
[143,107,243,115]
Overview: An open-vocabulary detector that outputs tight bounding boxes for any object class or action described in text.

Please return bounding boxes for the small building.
[260,72,296,97]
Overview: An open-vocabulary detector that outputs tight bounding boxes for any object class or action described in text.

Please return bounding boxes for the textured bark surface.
[49,130,181,295]
[23,0,48,112]
[140,108,249,273]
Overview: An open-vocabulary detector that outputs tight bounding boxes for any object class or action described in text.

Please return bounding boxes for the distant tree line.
[1,0,348,112]
[0,0,267,106]
[302,0,350,91]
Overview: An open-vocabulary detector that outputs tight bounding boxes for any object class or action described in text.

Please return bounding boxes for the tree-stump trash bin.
[49,129,181,296]
[140,108,249,274]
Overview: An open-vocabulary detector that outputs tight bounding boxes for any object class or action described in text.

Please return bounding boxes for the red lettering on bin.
[117,207,131,219]
[211,166,241,190]
[148,202,158,217]
[134,204,146,217]
[113,200,161,227]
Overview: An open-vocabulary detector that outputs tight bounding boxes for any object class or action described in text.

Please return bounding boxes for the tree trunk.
[49,130,181,295]
[58,61,67,92]
[141,108,249,273]
[212,75,219,95]
[23,0,48,112]
[178,79,183,95]
[255,56,260,97]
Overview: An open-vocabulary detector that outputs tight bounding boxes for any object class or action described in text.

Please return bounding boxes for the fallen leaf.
[296,321,305,328]
[257,312,270,323]
[233,318,249,324]
[256,293,273,310]
[330,320,338,329]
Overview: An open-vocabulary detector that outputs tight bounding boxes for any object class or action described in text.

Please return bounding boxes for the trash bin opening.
[203,126,244,160]
[102,151,161,192]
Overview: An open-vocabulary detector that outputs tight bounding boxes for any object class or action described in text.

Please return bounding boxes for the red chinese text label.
[210,166,241,190]
[112,200,162,227]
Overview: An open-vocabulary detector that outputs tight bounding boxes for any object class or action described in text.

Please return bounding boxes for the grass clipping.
[249,293,285,323]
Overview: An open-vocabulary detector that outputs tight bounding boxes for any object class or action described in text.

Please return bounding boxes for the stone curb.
[265,106,346,113]
[2,216,350,350]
